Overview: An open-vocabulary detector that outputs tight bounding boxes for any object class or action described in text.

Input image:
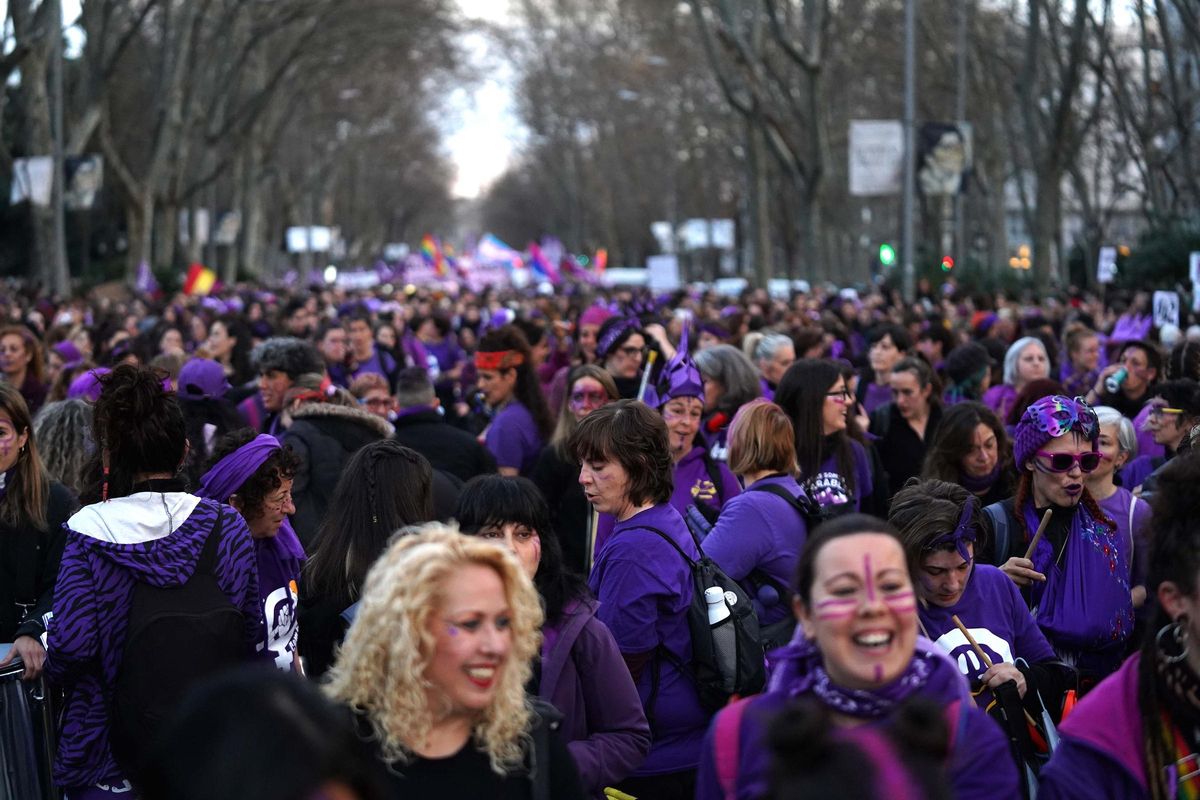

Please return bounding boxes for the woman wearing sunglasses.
[530,364,619,574]
[1120,379,1200,492]
[981,395,1134,685]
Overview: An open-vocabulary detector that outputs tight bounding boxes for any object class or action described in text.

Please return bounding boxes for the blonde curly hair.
[323,522,544,775]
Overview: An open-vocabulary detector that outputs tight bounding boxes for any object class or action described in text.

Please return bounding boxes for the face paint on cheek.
[814,597,858,620]
[447,625,459,637]
[884,590,916,614]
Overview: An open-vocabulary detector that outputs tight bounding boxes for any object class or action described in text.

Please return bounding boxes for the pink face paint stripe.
[864,554,876,602]
[873,664,883,681]
[815,598,858,609]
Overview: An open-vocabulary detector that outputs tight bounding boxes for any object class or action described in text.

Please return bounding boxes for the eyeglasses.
[1034,450,1102,473]
[1149,406,1184,419]
[826,388,852,403]
[570,390,608,407]
[617,346,645,358]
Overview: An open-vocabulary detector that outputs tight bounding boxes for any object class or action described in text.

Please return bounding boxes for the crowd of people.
[0,276,1198,799]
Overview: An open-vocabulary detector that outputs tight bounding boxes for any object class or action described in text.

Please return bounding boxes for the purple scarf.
[767,634,961,719]
[196,434,305,560]
[959,463,1000,494]
[1021,501,1133,658]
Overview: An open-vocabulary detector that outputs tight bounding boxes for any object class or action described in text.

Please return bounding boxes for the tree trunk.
[12,4,55,287]
[1032,171,1061,289]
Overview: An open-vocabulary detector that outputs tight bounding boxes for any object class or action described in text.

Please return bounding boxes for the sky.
[3,0,522,199]
[445,0,523,198]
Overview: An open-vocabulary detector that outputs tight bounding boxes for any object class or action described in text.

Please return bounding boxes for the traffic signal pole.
[901,0,917,302]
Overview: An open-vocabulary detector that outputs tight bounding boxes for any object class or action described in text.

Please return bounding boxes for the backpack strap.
[630,524,698,566]
[746,482,818,520]
[982,503,1010,567]
[715,697,751,800]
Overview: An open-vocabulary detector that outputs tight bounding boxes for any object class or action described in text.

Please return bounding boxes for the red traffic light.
[940,255,955,272]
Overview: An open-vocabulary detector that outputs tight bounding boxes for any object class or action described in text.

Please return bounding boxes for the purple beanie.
[52,341,83,366]
[67,368,111,403]
[1013,395,1099,467]
[579,305,613,328]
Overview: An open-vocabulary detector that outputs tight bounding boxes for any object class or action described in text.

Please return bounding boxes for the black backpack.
[635,525,766,712]
[110,508,249,777]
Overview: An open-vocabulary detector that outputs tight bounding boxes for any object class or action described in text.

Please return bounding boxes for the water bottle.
[705,587,738,692]
[1104,367,1128,394]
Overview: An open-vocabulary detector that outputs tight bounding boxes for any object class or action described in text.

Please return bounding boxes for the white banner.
[849,120,904,196]
[1097,246,1118,284]
[1154,290,1180,329]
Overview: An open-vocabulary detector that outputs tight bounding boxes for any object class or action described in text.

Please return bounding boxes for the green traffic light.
[879,243,896,266]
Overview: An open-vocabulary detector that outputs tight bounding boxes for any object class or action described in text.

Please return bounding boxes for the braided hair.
[304,441,433,599]
[81,364,185,504]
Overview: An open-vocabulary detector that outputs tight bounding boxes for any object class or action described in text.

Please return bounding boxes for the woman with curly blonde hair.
[325,524,585,798]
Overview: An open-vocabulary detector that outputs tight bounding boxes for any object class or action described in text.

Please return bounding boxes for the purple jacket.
[983,383,1018,422]
[1038,654,1146,799]
[695,637,1018,800]
[46,495,261,788]
[540,598,651,796]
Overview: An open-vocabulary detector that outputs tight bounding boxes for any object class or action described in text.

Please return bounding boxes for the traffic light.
[941,255,955,272]
[878,243,897,267]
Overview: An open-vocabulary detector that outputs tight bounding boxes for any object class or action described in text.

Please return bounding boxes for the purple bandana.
[196,435,305,560]
[927,495,978,562]
[596,316,640,361]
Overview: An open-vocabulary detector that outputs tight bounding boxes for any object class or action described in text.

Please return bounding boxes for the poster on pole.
[1154,291,1180,329]
[849,121,904,196]
[646,255,681,292]
[1097,247,1118,284]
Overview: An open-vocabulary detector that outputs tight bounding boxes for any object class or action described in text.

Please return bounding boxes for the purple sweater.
[540,598,651,796]
[46,495,261,789]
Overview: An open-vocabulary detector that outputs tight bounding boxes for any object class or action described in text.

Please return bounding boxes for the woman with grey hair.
[1086,406,1150,609]
[751,332,795,401]
[32,398,94,496]
[693,344,762,462]
[981,336,1050,422]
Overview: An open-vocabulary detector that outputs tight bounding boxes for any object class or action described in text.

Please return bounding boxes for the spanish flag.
[183,263,217,296]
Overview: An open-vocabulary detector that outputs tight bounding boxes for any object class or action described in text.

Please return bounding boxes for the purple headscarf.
[196,434,305,560]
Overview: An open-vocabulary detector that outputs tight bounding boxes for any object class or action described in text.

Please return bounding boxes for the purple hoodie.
[46,495,261,789]
[540,598,651,796]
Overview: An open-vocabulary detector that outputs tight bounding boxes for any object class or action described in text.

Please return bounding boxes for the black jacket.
[283,402,393,548]
[870,403,942,499]
[0,481,78,642]
[392,407,496,484]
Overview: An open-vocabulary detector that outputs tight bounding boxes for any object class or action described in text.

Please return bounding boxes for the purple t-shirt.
[920,564,1056,707]
[670,446,741,522]
[983,383,1018,422]
[861,380,892,415]
[588,503,711,775]
[701,475,808,625]
[1098,487,1151,589]
[806,439,873,512]
[349,348,394,384]
[254,524,305,670]
[483,400,544,476]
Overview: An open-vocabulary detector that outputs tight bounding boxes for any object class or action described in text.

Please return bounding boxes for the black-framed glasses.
[826,388,852,402]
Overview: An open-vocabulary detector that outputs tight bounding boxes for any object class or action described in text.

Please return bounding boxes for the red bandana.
[475,350,525,371]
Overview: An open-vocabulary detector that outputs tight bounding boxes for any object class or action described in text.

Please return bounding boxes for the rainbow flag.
[183,262,216,296]
[421,235,447,277]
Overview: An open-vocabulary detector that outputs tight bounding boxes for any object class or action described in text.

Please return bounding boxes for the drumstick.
[636,350,658,402]
[1023,509,1053,561]
[952,614,1040,728]
[951,614,994,668]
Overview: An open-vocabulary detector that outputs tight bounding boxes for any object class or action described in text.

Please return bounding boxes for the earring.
[1156,617,1190,664]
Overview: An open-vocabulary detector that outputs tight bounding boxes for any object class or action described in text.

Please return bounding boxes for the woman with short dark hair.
[569,400,710,799]
[476,325,552,477]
